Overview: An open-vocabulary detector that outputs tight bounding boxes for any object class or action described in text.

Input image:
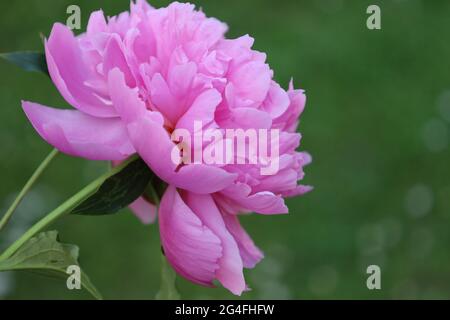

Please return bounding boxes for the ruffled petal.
[22,101,134,160]
[261,82,290,118]
[128,196,157,224]
[103,35,136,88]
[87,10,107,36]
[228,60,271,107]
[184,192,246,295]
[159,186,222,286]
[108,69,237,194]
[128,115,236,193]
[175,89,222,133]
[281,185,313,198]
[220,107,272,129]
[149,73,179,126]
[273,80,306,132]
[108,69,149,123]
[221,212,264,269]
[45,23,116,117]
[218,182,288,214]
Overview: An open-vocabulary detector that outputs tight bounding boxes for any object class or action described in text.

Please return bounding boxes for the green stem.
[156,254,180,300]
[0,156,137,261]
[146,184,179,300]
[0,148,59,232]
[147,181,160,207]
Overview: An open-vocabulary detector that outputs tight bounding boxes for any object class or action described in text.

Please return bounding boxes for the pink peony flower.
[21,0,311,295]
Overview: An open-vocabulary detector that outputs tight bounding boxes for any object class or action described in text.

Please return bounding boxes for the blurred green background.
[1,0,450,300]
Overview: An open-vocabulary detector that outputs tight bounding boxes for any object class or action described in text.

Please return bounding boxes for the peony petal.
[130,0,153,16]
[175,89,222,133]
[103,35,136,88]
[229,60,271,107]
[108,69,237,193]
[159,186,222,286]
[253,168,298,194]
[281,185,313,198]
[221,212,264,269]
[262,82,290,118]
[194,17,228,48]
[216,35,254,67]
[184,192,246,295]
[87,10,107,35]
[131,20,157,64]
[273,82,306,132]
[127,115,236,193]
[149,73,178,126]
[108,69,150,123]
[168,60,197,99]
[218,182,288,214]
[226,107,273,129]
[128,196,157,224]
[45,23,116,117]
[22,101,134,160]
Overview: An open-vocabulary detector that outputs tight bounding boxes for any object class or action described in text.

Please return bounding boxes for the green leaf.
[0,51,49,76]
[143,174,167,207]
[0,156,163,263]
[71,157,162,216]
[0,231,102,299]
